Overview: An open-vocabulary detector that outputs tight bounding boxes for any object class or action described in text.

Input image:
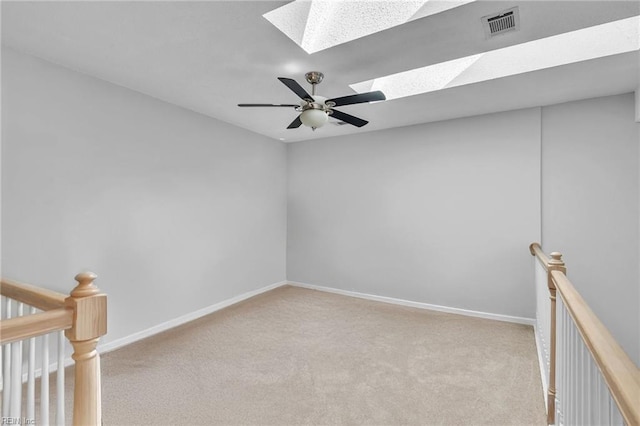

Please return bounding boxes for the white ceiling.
[2,1,639,143]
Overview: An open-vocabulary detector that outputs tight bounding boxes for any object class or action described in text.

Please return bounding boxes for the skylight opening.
[264,0,476,54]
[350,16,640,101]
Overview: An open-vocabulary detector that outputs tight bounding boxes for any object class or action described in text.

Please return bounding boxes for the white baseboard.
[534,322,549,412]
[0,280,287,391]
[288,281,536,326]
[98,280,288,354]
[3,279,536,393]
[99,279,534,357]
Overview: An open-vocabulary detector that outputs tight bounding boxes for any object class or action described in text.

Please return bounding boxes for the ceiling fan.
[238,71,386,130]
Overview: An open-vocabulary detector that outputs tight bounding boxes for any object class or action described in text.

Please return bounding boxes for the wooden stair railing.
[0,272,107,425]
[530,243,566,424]
[530,243,640,426]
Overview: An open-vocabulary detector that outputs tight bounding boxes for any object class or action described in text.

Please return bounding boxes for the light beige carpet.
[5,286,542,424]
[88,285,545,425]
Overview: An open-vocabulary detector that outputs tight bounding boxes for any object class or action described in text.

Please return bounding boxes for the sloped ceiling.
[2,1,639,142]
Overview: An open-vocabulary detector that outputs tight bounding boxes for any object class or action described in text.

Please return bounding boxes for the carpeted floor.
[87,285,545,425]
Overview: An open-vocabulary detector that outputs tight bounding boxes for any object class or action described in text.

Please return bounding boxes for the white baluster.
[2,299,12,418]
[568,317,574,425]
[575,324,580,425]
[600,373,607,426]
[27,306,37,423]
[601,367,609,425]
[556,299,565,425]
[574,324,581,425]
[575,339,581,426]
[595,369,602,425]
[588,356,596,424]
[9,303,24,419]
[565,314,573,425]
[607,394,618,425]
[570,320,576,425]
[610,395,623,425]
[41,333,50,426]
[578,339,585,426]
[56,330,65,425]
[563,301,568,425]
[535,260,550,379]
[562,305,568,426]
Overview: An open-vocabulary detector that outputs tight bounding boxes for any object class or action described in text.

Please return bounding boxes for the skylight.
[263,0,475,54]
[350,16,640,100]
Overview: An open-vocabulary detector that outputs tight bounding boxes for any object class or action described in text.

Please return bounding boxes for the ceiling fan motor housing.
[300,95,333,112]
[305,71,324,85]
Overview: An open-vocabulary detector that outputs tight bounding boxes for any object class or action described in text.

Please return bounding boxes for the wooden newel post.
[546,252,566,425]
[65,272,107,426]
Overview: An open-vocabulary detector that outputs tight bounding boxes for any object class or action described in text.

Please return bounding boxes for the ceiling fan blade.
[330,109,369,128]
[327,91,386,107]
[278,77,314,102]
[287,115,303,129]
[238,103,299,107]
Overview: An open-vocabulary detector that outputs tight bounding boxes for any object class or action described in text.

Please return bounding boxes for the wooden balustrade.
[530,242,565,424]
[530,242,640,426]
[551,270,640,426]
[0,271,107,425]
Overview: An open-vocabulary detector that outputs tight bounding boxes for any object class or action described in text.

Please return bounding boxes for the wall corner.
[635,88,640,123]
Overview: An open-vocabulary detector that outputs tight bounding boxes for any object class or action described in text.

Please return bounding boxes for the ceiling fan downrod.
[305,71,324,96]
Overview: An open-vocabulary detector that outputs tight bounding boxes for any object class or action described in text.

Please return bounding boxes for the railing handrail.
[0,307,74,345]
[529,242,551,270]
[551,270,640,426]
[1,278,67,311]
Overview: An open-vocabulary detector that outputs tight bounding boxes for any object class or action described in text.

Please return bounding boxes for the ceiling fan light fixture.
[238,72,385,130]
[300,108,328,128]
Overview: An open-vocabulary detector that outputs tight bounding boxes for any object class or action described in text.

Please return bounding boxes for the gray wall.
[287,93,639,365]
[1,48,287,347]
[287,108,542,319]
[542,93,639,364]
[3,48,638,367]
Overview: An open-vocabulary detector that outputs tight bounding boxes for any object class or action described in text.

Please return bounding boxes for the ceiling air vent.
[482,7,519,38]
